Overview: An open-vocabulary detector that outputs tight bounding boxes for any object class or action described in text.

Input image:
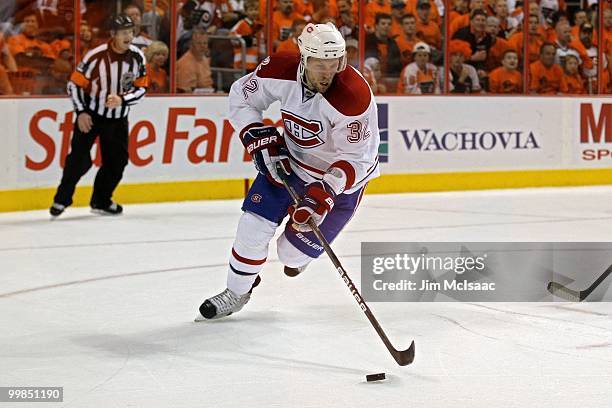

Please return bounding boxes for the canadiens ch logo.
[281,110,324,149]
[251,193,262,203]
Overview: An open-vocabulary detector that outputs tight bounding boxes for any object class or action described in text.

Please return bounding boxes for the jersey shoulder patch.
[256,52,300,81]
[323,66,372,117]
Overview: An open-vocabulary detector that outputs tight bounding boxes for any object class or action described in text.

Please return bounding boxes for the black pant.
[54,113,129,208]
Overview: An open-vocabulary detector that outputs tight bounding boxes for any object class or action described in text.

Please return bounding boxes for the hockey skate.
[91,201,123,215]
[283,264,309,277]
[195,275,261,321]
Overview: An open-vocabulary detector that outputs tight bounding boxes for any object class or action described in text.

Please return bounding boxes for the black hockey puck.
[366,373,385,382]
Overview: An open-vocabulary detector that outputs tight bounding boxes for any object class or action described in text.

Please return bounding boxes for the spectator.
[485,16,511,71]
[560,53,585,94]
[570,9,588,40]
[365,13,402,76]
[406,0,444,27]
[396,14,419,65]
[176,28,213,93]
[604,8,612,57]
[449,0,485,38]
[449,0,469,25]
[277,19,307,53]
[124,3,153,49]
[0,33,14,94]
[529,42,563,94]
[230,0,265,72]
[345,37,359,68]
[145,41,169,93]
[365,0,391,31]
[272,0,304,50]
[446,40,481,93]
[415,0,442,50]
[8,12,55,59]
[363,57,387,94]
[554,21,592,71]
[390,0,406,39]
[397,42,439,94]
[579,22,597,92]
[453,9,493,76]
[79,21,95,57]
[336,0,358,39]
[508,13,544,63]
[492,0,518,39]
[489,49,522,94]
[311,0,333,24]
[33,0,86,33]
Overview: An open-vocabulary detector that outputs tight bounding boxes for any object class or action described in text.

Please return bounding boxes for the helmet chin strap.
[299,60,317,92]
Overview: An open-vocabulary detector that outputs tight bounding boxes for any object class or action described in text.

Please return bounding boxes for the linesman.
[50,14,148,217]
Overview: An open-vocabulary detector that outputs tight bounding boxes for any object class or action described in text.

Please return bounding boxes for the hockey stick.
[547,263,612,302]
[276,166,415,366]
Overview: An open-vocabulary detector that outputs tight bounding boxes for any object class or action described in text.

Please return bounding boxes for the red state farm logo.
[281,110,324,149]
[580,103,611,161]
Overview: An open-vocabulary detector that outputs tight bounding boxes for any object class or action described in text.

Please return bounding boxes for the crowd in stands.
[0,0,610,96]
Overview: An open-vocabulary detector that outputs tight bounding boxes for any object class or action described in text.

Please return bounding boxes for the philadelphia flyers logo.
[281,110,324,149]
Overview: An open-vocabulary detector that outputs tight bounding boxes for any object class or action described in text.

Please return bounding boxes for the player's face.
[502,52,518,70]
[112,28,134,52]
[305,57,341,93]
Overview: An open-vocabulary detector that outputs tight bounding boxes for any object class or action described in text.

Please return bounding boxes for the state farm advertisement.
[11,97,282,189]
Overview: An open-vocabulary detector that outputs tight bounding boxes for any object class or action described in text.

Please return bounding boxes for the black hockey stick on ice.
[547,263,612,302]
[276,165,415,366]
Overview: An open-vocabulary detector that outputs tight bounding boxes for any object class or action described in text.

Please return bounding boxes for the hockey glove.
[241,124,290,186]
[289,181,336,232]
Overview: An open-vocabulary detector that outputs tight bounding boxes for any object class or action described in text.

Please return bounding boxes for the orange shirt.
[365,1,391,29]
[7,34,55,58]
[560,73,585,94]
[508,32,543,63]
[231,18,264,70]
[277,37,299,53]
[488,67,522,94]
[529,60,563,94]
[146,63,168,93]
[396,34,418,65]
[416,19,441,49]
[487,37,512,70]
[390,18,404,39]
[271,10,304,45]
[449,14,469,38]
[405,0,441,26]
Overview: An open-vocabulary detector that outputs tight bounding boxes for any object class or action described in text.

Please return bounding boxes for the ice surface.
[1,186,611,407]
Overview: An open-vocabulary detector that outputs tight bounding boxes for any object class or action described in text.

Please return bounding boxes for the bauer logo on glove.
[240,123,291,187]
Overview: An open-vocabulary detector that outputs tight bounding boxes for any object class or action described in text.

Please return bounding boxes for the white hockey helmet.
[297,22,347,75]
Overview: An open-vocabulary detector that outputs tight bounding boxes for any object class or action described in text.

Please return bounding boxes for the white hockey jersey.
[228,52,380,195]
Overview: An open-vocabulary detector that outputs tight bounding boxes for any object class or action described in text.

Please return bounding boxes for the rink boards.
[0,96,610,211]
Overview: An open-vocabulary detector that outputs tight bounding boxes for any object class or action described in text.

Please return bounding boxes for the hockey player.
[195,22,380,320]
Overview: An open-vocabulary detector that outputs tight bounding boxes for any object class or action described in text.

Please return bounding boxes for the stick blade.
[392,341,415,366]
[547,281,582,302]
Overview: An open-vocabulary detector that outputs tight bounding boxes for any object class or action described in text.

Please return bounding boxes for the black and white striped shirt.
[68,42,148,119]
